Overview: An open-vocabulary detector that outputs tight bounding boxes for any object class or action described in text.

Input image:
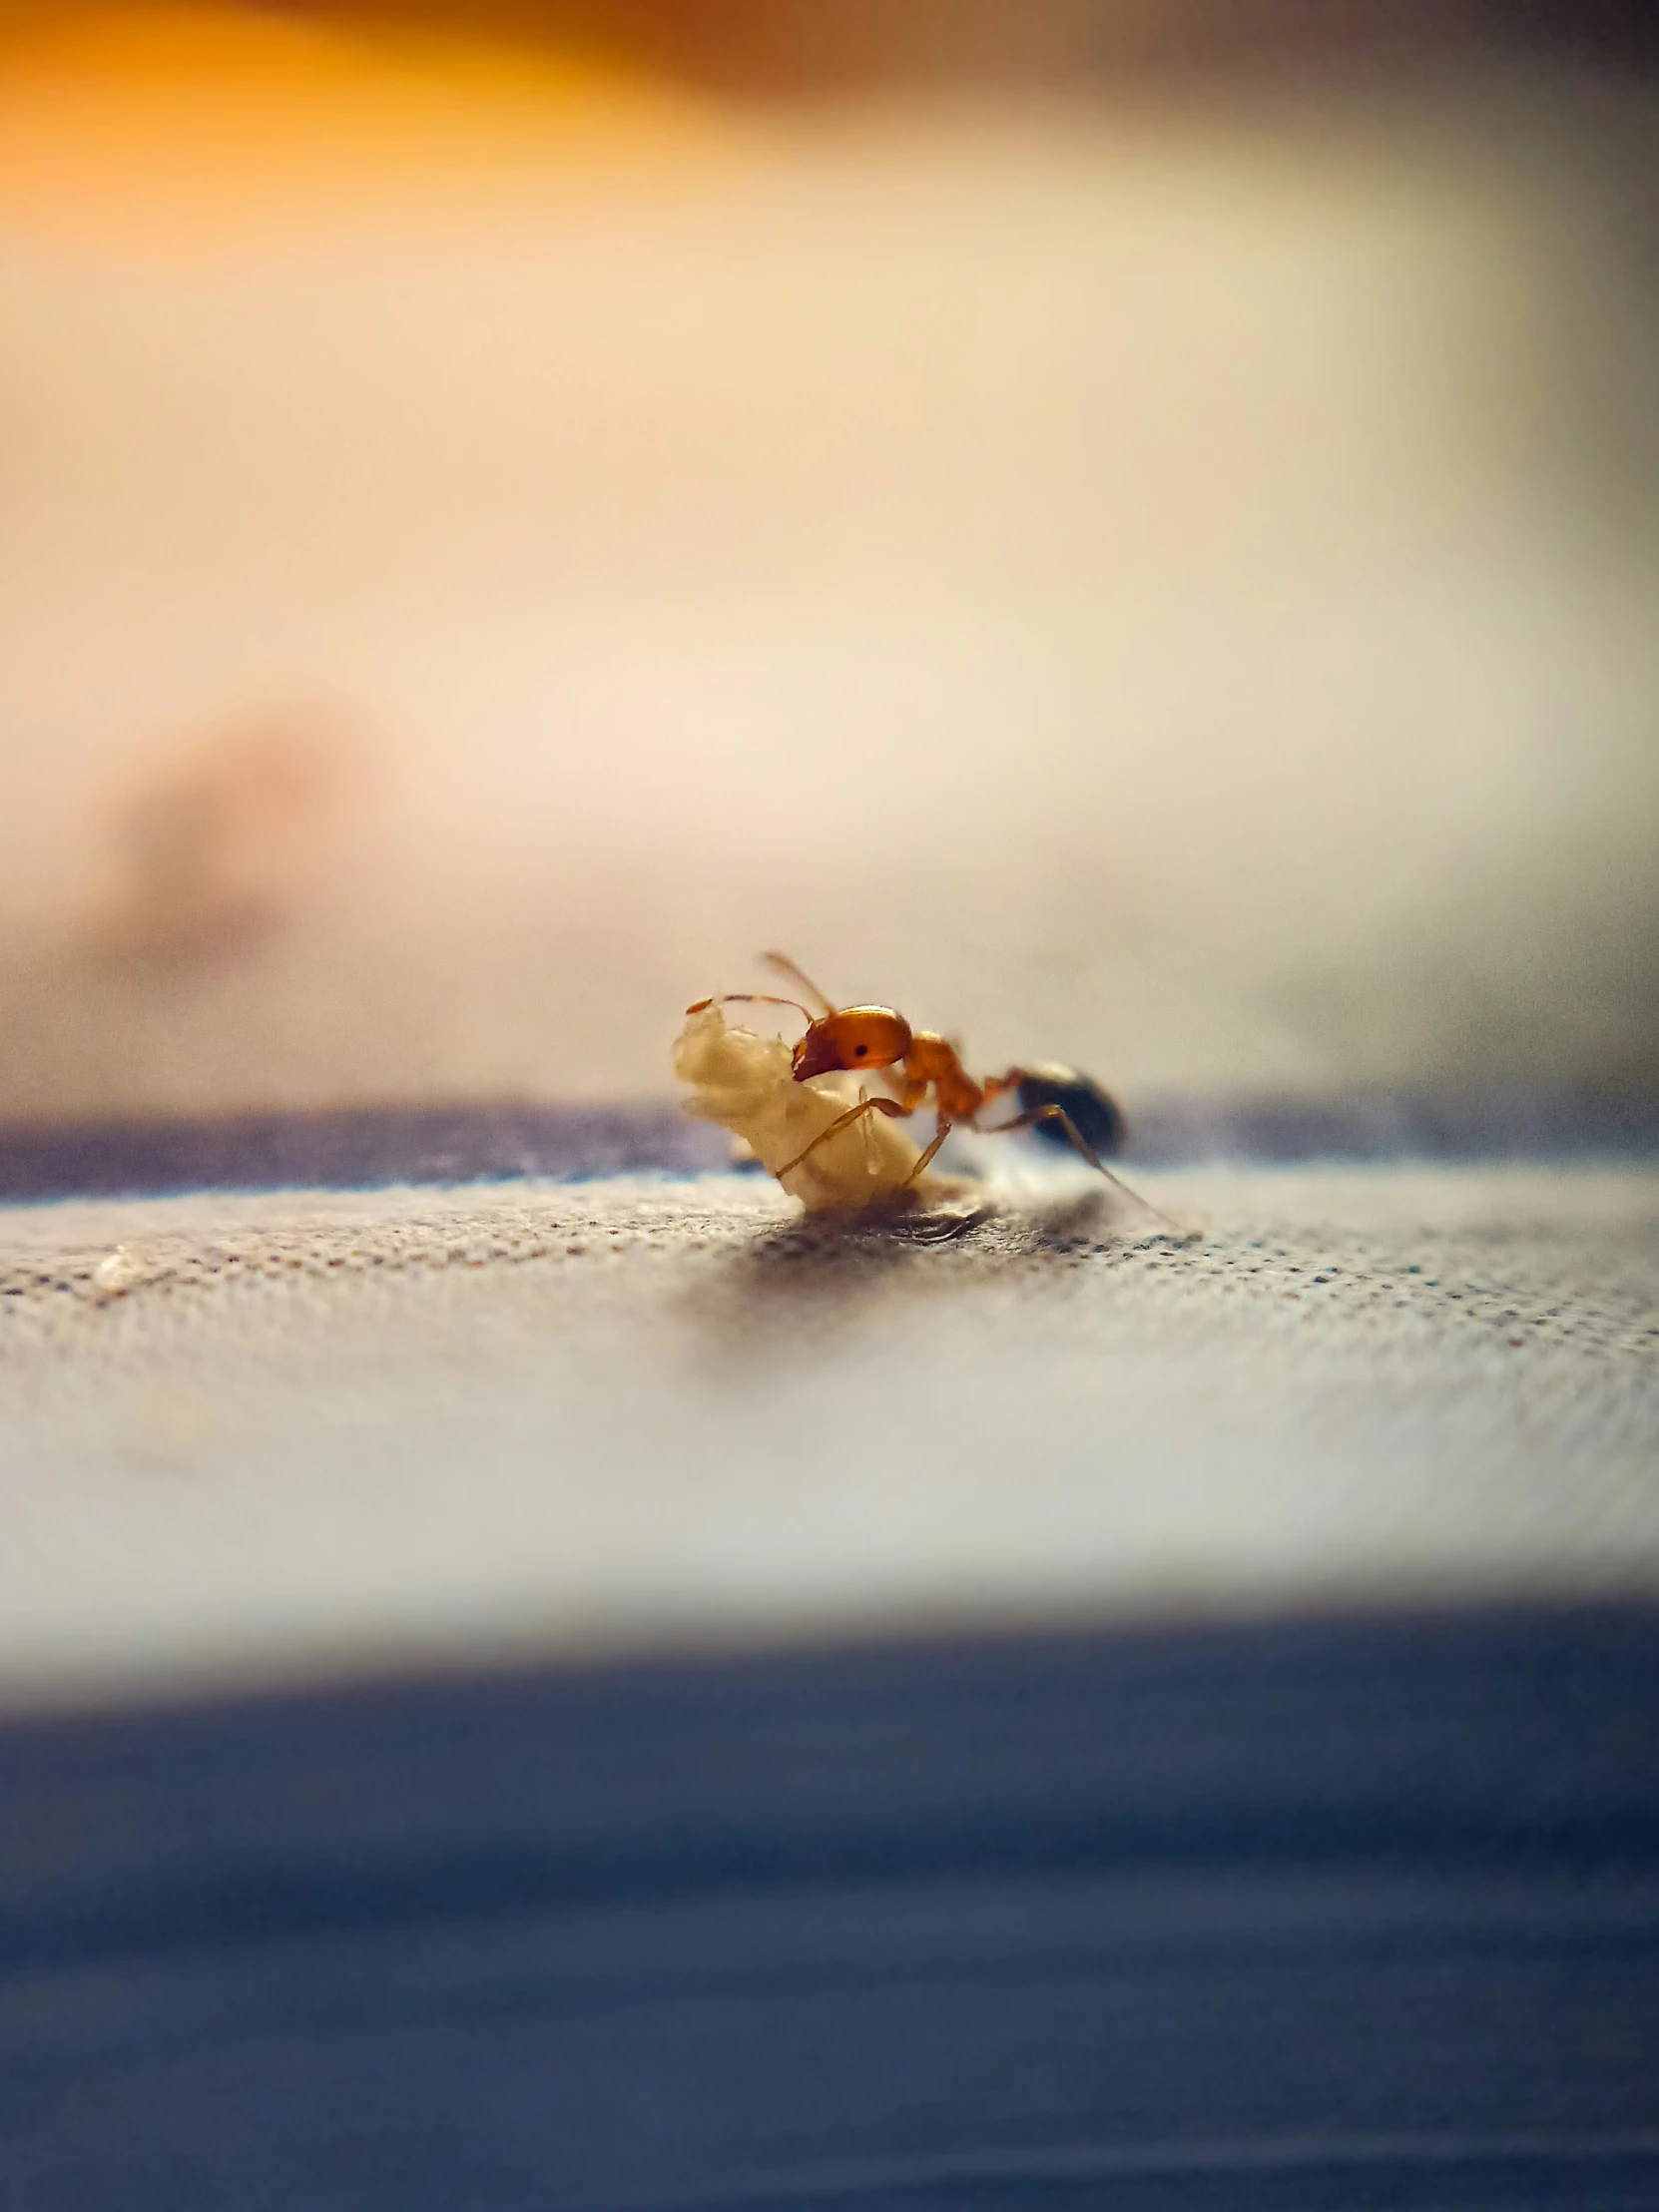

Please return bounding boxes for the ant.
[689,953,1147,1205]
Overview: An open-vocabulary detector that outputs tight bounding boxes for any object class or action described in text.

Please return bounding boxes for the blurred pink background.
[1,4,1656,1122]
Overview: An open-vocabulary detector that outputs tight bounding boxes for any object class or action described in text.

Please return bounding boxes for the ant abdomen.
[1015,1065,1127,1157]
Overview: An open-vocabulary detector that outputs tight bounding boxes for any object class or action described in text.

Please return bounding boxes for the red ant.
[689,953,1153,1207]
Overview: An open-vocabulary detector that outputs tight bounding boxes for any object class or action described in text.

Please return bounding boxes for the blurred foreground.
[4,1602,1656,2210]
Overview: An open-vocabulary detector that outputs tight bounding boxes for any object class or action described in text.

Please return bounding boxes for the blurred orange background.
[1,2,1655,1122]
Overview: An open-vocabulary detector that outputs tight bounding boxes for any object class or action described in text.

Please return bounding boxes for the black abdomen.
[1015,1065,1127,1155]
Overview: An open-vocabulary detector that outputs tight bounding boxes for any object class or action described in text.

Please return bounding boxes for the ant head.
[792,1006,913,1083]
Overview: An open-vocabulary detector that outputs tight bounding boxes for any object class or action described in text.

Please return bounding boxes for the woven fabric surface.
[3,1164,1656,1706]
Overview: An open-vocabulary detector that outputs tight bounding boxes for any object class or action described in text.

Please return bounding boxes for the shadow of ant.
[1020,1185,1166,1252]
[673,1178,1188,1367]
[663,1191,987,1360]
[740,1192,990,1280]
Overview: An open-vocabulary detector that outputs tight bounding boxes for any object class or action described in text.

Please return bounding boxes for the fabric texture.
[2,1164,1655,1705]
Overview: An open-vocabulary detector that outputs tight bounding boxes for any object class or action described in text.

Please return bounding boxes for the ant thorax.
[675,1003,924,1211]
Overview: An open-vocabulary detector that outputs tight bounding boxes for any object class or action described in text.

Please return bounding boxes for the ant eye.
[854,1044,867,1056]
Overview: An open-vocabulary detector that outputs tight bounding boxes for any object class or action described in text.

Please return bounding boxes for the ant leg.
[980,1105,1178,1228]
[857,1087,881,1173]
[903,1120,954,1187]
[776,1095,908,1180]
[984,1102,1110,1172]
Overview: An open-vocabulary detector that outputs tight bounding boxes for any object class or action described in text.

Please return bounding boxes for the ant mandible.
[688,952,1142,1200]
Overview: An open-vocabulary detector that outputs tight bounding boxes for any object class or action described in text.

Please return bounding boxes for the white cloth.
[2,1165,1656,1708]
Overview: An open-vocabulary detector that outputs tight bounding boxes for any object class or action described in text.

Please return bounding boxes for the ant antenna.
[761,952,836,1017]
[686,992,814,1026]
